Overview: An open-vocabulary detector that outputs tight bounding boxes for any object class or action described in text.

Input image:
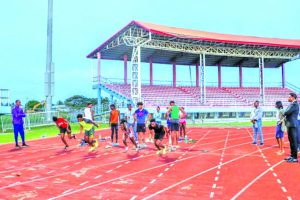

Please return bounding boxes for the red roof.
[134,20,300,48]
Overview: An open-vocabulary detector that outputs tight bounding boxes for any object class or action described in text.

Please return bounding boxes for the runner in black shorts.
[53,116,76,149]
[148,119,167,155]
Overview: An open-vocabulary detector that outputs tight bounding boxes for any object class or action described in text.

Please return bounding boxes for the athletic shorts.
[59,125,71,134]
[84,127,95,137]
[137,124,146,133]
[170,120,180,131]
[154,132,165,140]
[179,119,186,125]
[275,124,284,138]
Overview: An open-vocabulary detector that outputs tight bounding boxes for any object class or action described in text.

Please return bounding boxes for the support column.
[218,64,222,88]
[97,52,101,84]
[173,62,176,87]
[259,57,265,104]
[124,54,128,84]
[239,65,243,88]
[97,87,102,113]
[282,64,285,88]
[149,57,153,86]
[200,53,206,104]
[131,46,142,104]
[196,63,199,87]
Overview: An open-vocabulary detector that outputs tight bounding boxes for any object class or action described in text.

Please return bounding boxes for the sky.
[1,0,300,104]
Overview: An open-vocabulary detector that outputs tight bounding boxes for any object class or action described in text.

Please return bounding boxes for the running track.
[0,127,298,200]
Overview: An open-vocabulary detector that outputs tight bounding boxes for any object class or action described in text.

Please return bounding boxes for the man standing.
[124,104,137,141]
[12,100,28,148]
[134,102,151,149]
[84,103,94,121]
[284,93,299,163]
[166,101,185,151]
[109,104,120,146]
[250,100,264,145]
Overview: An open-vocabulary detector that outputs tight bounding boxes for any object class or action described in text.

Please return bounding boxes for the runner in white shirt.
[84,103,94,121]
[124,104,137,141]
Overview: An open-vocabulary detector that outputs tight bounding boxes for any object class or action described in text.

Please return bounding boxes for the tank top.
[110,109,119,124]
[170,105,180,120]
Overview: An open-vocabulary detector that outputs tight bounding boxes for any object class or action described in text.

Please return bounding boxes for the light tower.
[45,0,54,120]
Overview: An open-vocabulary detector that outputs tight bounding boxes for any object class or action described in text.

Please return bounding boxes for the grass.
[0,120,276,144]
[0,123,109,144]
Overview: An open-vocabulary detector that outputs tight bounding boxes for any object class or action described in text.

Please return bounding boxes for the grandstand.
[87,21,300,115]
[0,89,10,114]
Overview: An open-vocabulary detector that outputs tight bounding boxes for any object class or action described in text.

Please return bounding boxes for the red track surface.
[0,127,298,200]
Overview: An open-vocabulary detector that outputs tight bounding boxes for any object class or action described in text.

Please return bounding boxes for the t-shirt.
[84,108,93,120]
[153,111,162,122]
[56,118,68,128]
[125,109,135,124]
[135,109,149,124]
[79,118,94,131]
[148,124,165,135]
[170,105,180,120]
[110,109,119,124]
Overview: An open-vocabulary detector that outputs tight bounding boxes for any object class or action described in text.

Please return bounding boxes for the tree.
[25,100,44,111]
[56,100,64,105]
[64,95,97,110]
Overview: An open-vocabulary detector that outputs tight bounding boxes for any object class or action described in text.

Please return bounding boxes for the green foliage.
[56,100,64,105]
[25,100,44,111]
[64,95,97,110]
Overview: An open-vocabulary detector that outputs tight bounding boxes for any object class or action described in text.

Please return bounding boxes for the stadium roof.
[87,20,300,68]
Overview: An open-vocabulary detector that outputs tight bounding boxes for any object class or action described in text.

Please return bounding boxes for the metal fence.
[0,111,59,133]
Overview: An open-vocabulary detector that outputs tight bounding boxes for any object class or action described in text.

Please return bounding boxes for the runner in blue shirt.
[134,102,151,149]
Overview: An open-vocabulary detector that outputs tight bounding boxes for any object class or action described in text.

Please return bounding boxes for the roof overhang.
[87,21,300,68]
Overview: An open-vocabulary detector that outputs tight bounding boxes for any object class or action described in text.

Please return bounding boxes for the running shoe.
[64,145,69,149]
[156,150,162,155]
[162,146,167,155]
[124,146,129,153]
[22,144,29,147]
[94,139,99,148]
[15,145,21,149]
[72,134,76,139]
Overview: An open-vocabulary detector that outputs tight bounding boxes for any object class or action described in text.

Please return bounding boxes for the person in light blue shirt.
[250,100,264,145]
[153,106,162,125]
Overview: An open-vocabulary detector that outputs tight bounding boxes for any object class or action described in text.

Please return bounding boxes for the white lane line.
[281,186,287,193]
[273,173,277,177]
[231,160,284,200]
[37,159,44,162]
[94,175,102,179]
[49,156,56,158]
[210,192,214,198]
[212,184,216,188]
[63,189,73,194]
[150,179,156,184]
[29,175,40,180]
[164,168,169,172]
[62,166,70,169]
[216,171,220,175]
[141,145,279,200]
[277,179,282,184]
[140,187,148,192]
[116,165,122,169]
[75,162,81,165]
[47,170,55,174]
[287,196,292,200]
[157,173,164,177]
[125,161,130,164]
[80,181,89,186]
[106,170,113,173]
[214,177,219,181]
[130,195,138,200]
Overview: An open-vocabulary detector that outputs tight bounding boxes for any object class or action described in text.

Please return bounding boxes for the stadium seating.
[101,83,295,108]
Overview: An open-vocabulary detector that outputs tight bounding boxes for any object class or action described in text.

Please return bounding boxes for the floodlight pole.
[200,53,206,104]
[131,46,142,105]
[45,0,53,120]
[259,57,265,104]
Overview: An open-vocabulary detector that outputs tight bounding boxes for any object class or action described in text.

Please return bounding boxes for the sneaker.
[15,145,21,149]
[72,134,76,139]
[171,146,176,152]
[259,143,264,146]
[156,150,162,155]
[94,139,99,148]
[64,145,69,149]
[143,144,147,148]
[124,146,129,153]
[89,146,96,152]
[162,146,167,155]
[252,142,257,145]
[284,156,293,160]
[287,158,298,163]
[22,144,29,147]
[135,146,140,152]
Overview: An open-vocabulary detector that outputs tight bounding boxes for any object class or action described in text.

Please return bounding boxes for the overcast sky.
[1,0,300,104]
